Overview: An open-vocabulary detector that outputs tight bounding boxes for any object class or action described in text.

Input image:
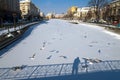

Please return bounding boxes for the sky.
[32,0,90,14]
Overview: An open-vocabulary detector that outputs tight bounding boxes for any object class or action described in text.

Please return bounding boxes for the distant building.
[73,8,81,19]
[55,14,65,19]
[0,0,20,23]
[46,13,55,19]
[66,6,78,19]
[66,6,91,20]
[40,12,45,18]
[109,0,120,23]
[76,8,81,17]
[101,0,120,24]
[80,7,90,20]
[67,6,78,15]
[20,0,40,21]
[70,6,78,14]
[89,6,97,20]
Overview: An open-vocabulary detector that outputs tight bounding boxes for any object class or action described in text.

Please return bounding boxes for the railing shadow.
[27,70,120,80]
[0,60,120,80]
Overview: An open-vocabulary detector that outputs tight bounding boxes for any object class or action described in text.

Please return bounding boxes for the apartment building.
[110,0,120,22]
[20,0,40,20]
[0,0,20,23]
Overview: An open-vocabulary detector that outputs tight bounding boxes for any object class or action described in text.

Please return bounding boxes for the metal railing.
[0,60,120,80]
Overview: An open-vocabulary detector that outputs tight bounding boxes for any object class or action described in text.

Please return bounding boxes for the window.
[113,9,116,15]
[118,9,120,15]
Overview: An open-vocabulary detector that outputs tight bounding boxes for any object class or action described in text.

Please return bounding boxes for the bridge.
[0,60,120,80]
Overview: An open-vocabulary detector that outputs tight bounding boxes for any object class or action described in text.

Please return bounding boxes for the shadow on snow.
[0,60,120,80]
[25,70,120,80]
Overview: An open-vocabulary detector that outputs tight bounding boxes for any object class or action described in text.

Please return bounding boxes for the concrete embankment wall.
[0,22,39,50]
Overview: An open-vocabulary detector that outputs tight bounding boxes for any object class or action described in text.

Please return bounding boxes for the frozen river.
[0,19,120,68]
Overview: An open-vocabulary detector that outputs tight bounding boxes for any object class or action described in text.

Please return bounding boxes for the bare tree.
[86,10,92,21]
[88,0,109,22]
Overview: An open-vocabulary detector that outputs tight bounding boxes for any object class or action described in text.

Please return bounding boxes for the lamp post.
[13,13,16,31]
[0,17,3,28]
[0,11,3,28]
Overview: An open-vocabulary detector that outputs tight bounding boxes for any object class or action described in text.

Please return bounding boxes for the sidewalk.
[80,22,120,34]
[0,22,40,36]
[0,21,40,50]
[97,24,120,34]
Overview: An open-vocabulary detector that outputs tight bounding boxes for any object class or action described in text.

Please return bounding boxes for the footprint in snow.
[88,45,93,47]
[40,47,45,50]
[56,51,59,53]
[29,53,36,60]
[50,50,59,53]
[47,55,52,59]
[50,50,56,52]
[40,41,47,50]
[107,43,111,45]
[98,49,101,53]
[43,42,47,47]
[84,36,87,38]
[60,56,67,59]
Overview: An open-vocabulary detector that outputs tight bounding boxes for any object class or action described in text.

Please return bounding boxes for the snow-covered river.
[0,19,120,68]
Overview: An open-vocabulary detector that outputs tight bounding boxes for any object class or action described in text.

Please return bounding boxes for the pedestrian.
[72,57,80,75]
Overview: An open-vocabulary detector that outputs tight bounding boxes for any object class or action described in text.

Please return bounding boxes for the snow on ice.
[0,19,120,68]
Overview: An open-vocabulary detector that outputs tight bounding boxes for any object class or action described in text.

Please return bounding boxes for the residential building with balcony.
[20,0,40,21]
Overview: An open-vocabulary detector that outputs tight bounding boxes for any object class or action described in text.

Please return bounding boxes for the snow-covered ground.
[0,19,120,68]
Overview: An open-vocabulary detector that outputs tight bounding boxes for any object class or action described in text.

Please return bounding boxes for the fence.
[0,60,120,80]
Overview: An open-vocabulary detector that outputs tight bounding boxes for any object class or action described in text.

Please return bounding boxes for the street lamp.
[13,13,16,31]
[0,11,3,28]
[0,17,3,28]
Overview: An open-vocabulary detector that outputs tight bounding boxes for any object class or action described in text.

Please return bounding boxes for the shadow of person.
[72,57,80,75]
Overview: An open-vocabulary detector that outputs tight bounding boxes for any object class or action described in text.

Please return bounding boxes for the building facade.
[110,0,120,24]
[54,14,65,19]
[73,7,90,20]
[0,0,20,23]
[20,0,40,21]
[80,7,90,20]
[73,8,81,19]
[101,0,120,25]
[67,6,78,16]
[46,13,55,19]
[67,6,90,20]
